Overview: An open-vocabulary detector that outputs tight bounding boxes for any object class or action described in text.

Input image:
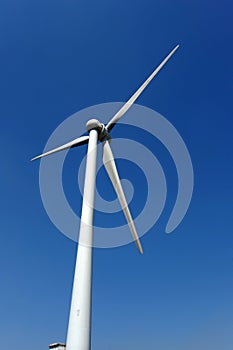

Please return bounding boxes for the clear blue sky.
[0,0,232,349]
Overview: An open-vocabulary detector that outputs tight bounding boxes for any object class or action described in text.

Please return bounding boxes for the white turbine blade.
[31,135,89,161]
[102,140,143,254]
[106,45,179,131]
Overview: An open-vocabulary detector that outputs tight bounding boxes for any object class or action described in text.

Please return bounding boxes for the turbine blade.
[31,135,89,161]
[106,45,179,132]
[102,140,143,254]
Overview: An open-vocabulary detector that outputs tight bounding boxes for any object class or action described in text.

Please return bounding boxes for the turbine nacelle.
[86,118,103,132]
[86,118,111,142]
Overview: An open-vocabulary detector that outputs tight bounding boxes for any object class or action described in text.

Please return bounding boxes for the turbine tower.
[32,45,179,350]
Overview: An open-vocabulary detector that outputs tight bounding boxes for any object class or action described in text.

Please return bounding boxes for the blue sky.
[0,0,233,349]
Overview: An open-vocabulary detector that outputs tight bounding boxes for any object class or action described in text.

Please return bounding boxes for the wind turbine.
[32,45,179,350]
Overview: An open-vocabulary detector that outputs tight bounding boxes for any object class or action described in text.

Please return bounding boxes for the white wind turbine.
[32,45,179,350]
